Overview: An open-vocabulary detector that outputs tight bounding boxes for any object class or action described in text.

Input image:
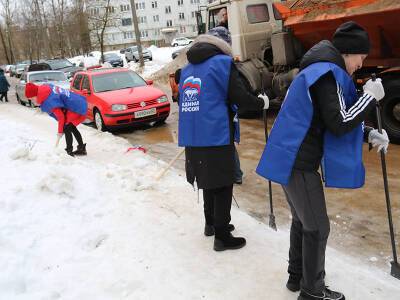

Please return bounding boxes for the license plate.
[134,108,156,118]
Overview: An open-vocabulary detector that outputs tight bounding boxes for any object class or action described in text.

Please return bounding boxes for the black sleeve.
[310,71,376,137]
[227,63,264,111]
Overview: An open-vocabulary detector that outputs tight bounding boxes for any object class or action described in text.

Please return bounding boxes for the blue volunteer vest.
[178,54,236,147]
[256,62,365,189]
[41,85,87,119]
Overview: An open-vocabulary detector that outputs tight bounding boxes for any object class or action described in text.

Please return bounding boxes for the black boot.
[65,148,74,157]
[213,227,246,251]
[298,287,345,300]
[286,273,301,292]
[73,143,87,156]
[204,224,235,236]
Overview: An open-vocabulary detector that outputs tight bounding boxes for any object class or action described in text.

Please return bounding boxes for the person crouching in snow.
[25,82,88,156]
[256,21,388,300]
[178,26,269,251]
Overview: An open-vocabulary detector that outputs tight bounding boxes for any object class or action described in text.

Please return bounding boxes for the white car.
[171,37,193,47]
[16,70,70,107]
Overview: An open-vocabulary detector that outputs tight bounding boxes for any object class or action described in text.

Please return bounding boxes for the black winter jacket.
[183,37,264,189]
[293,40,376,171]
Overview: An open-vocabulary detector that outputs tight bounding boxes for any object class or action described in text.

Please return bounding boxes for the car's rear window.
[29,72,66,82]
[246,4,270,24]
[46,59,73,70]
[92,71,147,93]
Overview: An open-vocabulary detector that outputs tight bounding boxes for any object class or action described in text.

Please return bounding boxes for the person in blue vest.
[256,21,389,300]
[178,26,269,251]
[25,82,88,156]
[0,68,10,102]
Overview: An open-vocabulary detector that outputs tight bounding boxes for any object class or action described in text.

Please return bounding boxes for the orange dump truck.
[171,0,400,143]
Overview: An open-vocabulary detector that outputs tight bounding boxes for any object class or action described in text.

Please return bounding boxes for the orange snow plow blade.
[274,0,400,67]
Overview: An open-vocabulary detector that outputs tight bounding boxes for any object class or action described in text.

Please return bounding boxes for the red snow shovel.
[371,74,400,279]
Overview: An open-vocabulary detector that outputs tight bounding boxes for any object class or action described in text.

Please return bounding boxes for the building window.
[152,1,158,9]
[165,6,171,13]
[135,2,145,10]
[179,13,185,20]
[166,20,172,27]
[120,4,130,12]
[106,6,115,14]
[190,0,200,3]
[140,30,149,38]
[153,15,159,22]
[191,11,196,18]
[139,16,147,24]
[154,28,160,36]
[122,18,132,26]
[180,26,186,33]
[192,25,197,32]
[89,8,99,15]
[178,0,183,5]
[123,31,134,39]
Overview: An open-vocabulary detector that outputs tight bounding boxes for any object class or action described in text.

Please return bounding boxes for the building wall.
[88,0,210,51]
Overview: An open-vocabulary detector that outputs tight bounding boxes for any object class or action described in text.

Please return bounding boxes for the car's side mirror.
[82,89,91,95]
[146,80,153,85]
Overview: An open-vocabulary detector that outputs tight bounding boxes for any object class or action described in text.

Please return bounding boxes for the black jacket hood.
[300,40,346,71]
[186,34,232,65]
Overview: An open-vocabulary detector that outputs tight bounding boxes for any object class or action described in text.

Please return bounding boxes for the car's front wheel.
[173,43,178,47]
[94,109,106,132]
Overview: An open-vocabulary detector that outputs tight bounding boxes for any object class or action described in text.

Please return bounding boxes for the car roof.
[28,70,65,75]
[77,67,133,76]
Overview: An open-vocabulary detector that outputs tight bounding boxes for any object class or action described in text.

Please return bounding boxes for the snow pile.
[0,104,400,299]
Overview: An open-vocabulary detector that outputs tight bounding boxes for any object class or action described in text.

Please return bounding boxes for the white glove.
[363,78,385,101]
[258,93,269,109]
[368,129,389,153]
[55,133,64,148]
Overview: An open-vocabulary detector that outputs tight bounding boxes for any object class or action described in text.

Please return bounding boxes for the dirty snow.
[0,102,399,299]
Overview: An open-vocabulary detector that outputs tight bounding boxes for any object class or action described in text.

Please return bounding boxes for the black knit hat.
[332,21,370,54]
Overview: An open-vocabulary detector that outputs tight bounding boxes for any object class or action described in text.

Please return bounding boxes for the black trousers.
[203,185,233,229]
[64,123,83,150]
[0,92,8,102]
[282,170,330,294]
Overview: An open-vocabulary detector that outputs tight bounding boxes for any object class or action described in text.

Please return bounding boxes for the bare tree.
[0,0,16,63]
[87,0,122,62]
[50,0,67,57]
[130,0,144,67]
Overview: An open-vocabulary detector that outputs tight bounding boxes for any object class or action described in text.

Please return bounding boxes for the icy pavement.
[0,103,399,299]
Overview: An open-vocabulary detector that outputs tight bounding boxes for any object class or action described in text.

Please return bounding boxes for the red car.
[70,68,170,131]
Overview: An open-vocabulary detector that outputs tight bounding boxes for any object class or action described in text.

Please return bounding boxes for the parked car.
[43,58,83,79]
[125,46,152,62]
[15,63,28,78]
[171,45,191,59]
[15,70,70,106]
[119,47,128,54]
[70,68,170,131]
[102,52,124,67]
[9,65,16,77]
[171,37,193,47]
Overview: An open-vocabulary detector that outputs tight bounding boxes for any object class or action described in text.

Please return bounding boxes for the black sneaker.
[286,274,301,292]
[298,287,345,300]
[204,224,235,236]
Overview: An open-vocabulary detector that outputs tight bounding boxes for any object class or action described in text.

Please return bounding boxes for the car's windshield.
[46,59,73,70]
[29,72,67,82]
[104,53,120,60]
[92,71,146,93]
[16,64,27,70]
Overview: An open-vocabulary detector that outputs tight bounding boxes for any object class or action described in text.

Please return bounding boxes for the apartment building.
[88,0,211,51]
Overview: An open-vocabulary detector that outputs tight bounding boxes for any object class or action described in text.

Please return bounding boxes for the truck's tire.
[381,77,400,144]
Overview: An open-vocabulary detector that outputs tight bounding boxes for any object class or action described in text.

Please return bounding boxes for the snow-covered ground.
[68,46,183,79]
[1,103,400,300]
